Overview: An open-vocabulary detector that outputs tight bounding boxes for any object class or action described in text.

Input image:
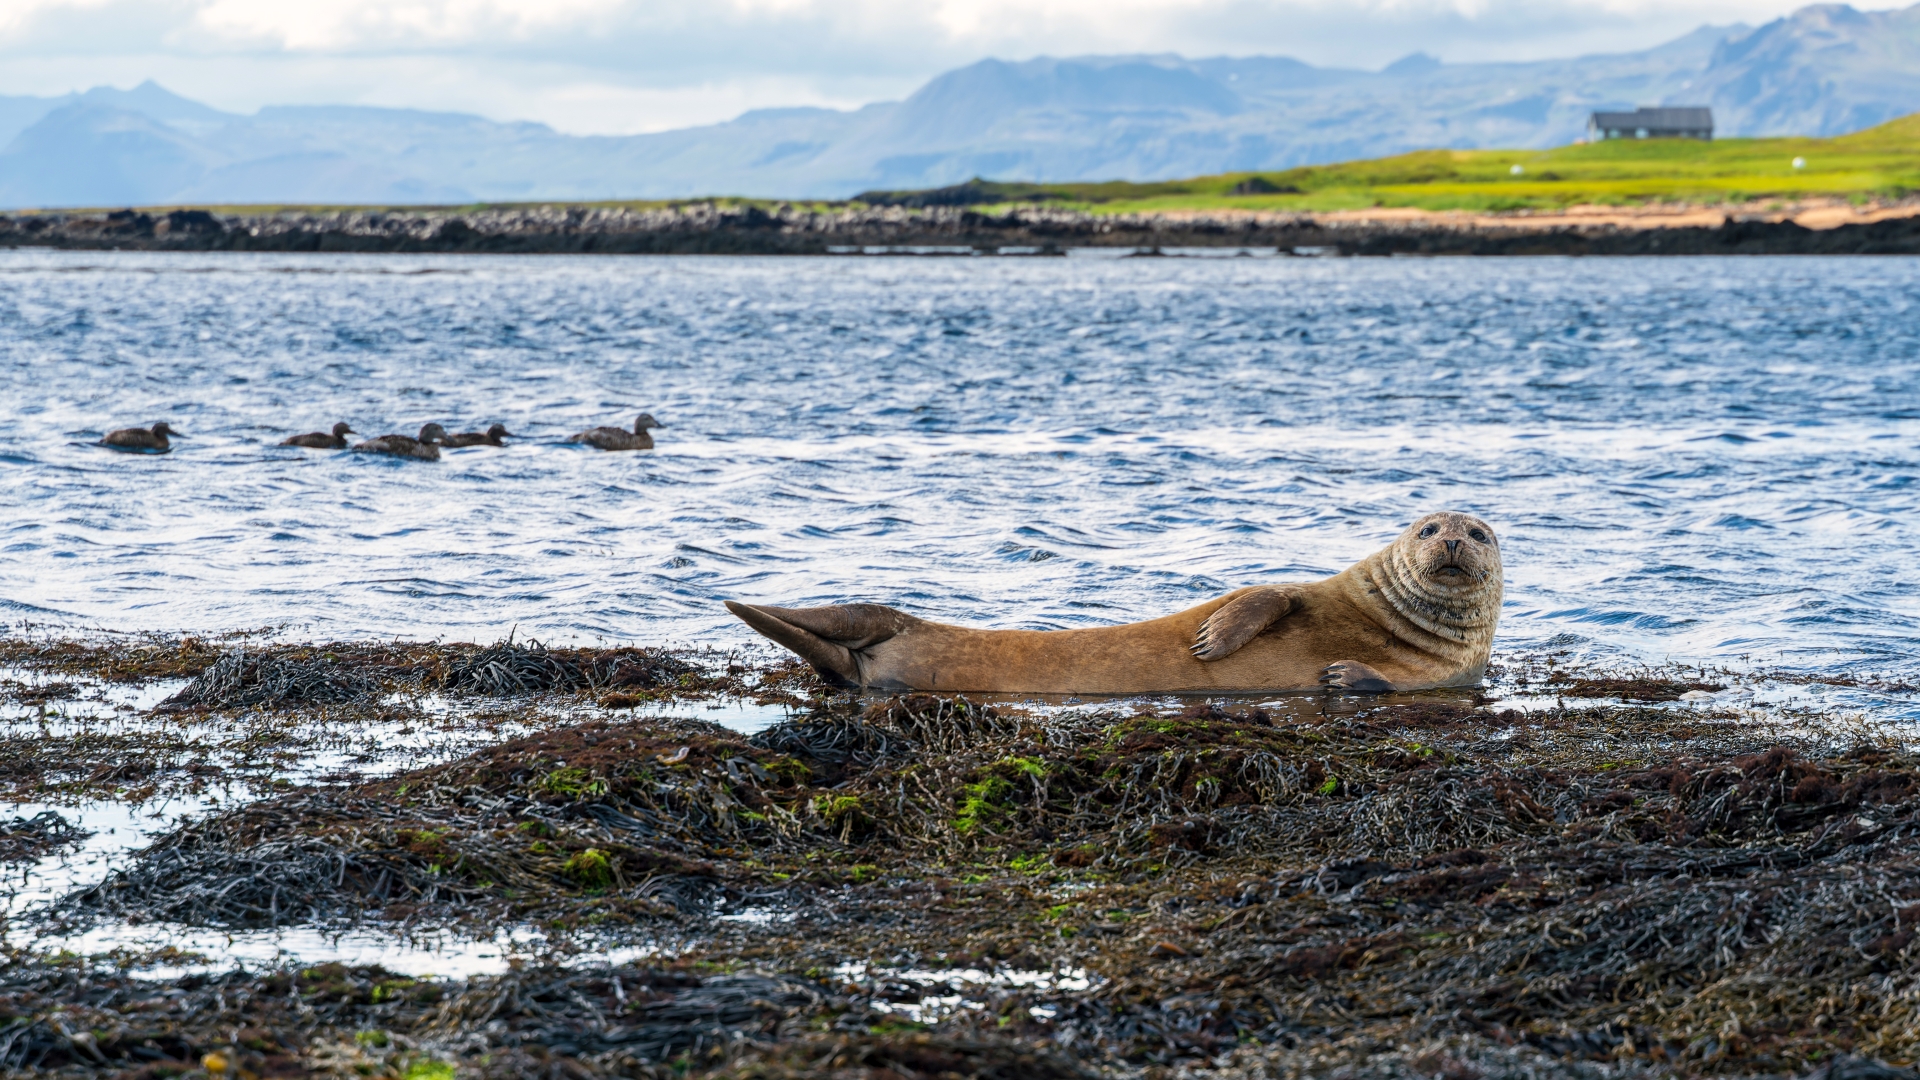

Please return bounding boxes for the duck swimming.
[568,413,663,451]
[440,423,514,448]
[280,422,355,449]
[98,422,184,453]
[352,423,447,461]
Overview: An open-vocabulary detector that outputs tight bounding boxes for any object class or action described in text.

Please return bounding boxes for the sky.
[0,0,1855,135]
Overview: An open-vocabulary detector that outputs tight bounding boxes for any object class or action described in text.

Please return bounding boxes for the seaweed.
[1553,676,1727,701]
[152,640,700,709]
[0,810,89,861]
[0,635,718,708]
[0,957,849,1078]
[156,649,384,711]
[0,634,222,681]
[13,634,1920,1076]
[442,641,697,696]
[0,680,78,705]
[0,949,1117,1080]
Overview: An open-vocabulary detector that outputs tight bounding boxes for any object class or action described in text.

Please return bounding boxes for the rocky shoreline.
[6,634,1920,1077]
[5,202,1920,256]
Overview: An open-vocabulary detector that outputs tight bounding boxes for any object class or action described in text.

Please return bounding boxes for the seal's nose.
[1446,539,1460,553]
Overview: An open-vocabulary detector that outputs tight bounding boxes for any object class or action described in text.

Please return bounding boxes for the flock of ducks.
[95,414,664,460]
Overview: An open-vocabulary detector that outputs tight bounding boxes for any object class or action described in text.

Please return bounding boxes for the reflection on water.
[628,695,793,734]
[836,960,1097,1025]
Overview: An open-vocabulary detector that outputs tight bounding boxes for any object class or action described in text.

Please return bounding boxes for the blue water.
[1,250,1917,682]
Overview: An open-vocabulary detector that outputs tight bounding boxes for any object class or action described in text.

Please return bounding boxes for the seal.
[280,422,355,449]
[725,511,1503,694]
[352,423,447,461]
[98,422,184,453]
[568,414,662,451]
[441,423,514,448]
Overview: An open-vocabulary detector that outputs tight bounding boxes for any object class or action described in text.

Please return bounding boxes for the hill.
[0,2,1917,206]
[860,111,1920,214]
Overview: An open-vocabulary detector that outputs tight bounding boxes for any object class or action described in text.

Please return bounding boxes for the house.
[1587,107,1713,141]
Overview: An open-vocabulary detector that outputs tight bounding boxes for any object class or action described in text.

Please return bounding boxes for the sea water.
[1,250,1916,684]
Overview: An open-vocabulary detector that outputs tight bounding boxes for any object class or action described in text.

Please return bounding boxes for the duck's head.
[152,422,184,438]
[634,413,664,432]
[487,423,514,439]
[419,423,449,443]
[332,422,355,437]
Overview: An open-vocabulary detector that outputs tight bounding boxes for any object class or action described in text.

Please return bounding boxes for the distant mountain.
[1690,2,1920,136]
[1,1,1918,207]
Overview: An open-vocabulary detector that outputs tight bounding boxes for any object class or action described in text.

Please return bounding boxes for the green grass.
[26,112,1918,218]
[895,111,1920,214]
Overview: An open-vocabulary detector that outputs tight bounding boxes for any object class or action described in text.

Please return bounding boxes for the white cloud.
[190,0,628,49]
[0,0,1847,133]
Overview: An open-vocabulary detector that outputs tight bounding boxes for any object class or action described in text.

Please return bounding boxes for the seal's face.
[1398,511,1501,591]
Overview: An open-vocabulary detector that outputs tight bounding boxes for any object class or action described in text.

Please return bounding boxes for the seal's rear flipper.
[724,601,915,688]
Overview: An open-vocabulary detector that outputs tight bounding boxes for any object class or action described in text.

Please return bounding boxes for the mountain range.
[1,1,1917,208]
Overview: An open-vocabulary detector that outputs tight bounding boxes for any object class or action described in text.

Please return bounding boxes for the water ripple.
[0,251,1915,677]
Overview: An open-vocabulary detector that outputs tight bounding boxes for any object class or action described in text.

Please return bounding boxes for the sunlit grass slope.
[888,111,1920,214]
[34,113,1917,218]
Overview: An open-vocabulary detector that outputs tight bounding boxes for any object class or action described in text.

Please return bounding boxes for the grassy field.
[869,110,1920,215]
[28,111,1917,219]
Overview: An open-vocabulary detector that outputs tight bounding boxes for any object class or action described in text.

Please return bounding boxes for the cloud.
[190,0,628,50]
[0,0,1835,133]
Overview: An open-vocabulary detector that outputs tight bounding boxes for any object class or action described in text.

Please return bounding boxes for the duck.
[279,422,355,449]
[98,422,184,453]
[440,423,514,448]
[568,414,663,451]
[351,423,447,461]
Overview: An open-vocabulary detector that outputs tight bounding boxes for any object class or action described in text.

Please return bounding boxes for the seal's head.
[1397,511,1501,591]
[1369,511,1504,651]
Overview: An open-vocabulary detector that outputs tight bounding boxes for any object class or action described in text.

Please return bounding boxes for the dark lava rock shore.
[5,203,1920,256]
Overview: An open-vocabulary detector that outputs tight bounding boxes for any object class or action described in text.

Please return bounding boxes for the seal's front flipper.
[724,601,915,688]
[1320,660,1395,694]
[1191,587,1298,661]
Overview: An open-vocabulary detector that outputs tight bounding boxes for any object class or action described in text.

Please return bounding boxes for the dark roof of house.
[1589,107,1714,130]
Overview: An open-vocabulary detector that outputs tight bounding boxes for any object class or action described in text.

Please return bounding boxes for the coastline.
[5,198,1920,256]
[3,632,1918,1076]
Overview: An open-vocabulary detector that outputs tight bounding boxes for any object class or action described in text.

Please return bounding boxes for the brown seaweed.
[9,634,1920,1077]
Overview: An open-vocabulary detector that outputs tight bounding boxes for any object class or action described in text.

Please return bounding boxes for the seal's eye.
[1418,524,1438,539]
[1469,529,1489,544]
